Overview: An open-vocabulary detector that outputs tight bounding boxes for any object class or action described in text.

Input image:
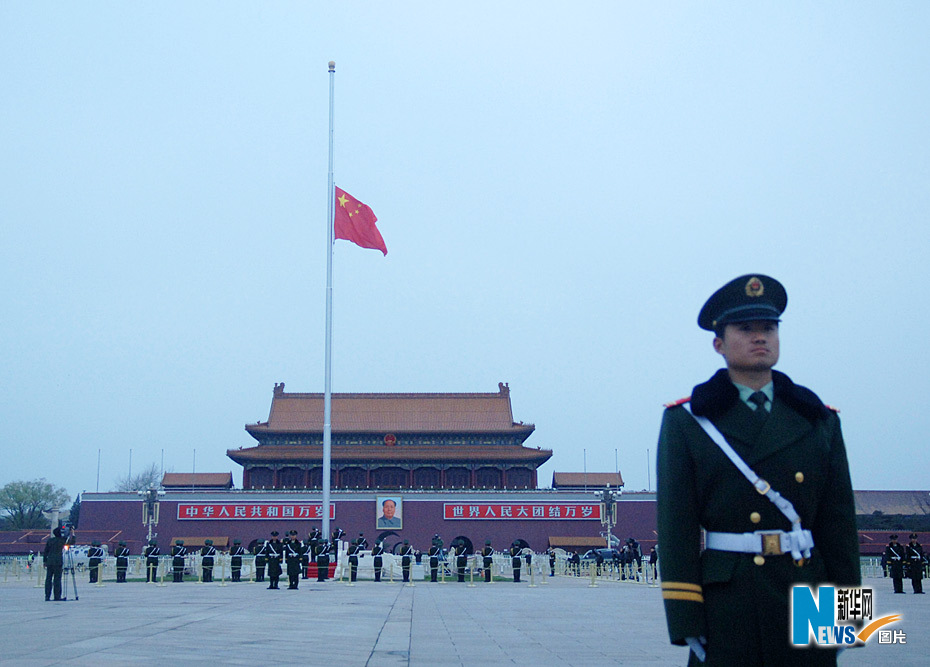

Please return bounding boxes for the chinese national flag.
[334,186,387,255]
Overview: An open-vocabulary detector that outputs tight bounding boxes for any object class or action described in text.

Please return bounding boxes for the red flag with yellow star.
[334,186,387,255]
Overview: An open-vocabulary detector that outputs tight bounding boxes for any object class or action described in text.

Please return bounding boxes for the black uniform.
[115,544,130,582]
[400,542,413,582]
[171,543,187,583]
[316,540,330,582]
[201,544,216,582]
[483,544,494,582]
[285,539,303,589]
[43,529,67,601]
[230,543,245,582]
[372,542,384,582]
[88,544,105,583]
[885,539,906,593]
[254,541,268,582]
[510,544,522,583]
[547,548,556,577]
[906,538,925,594]
[266,537,283,589]
[347,541,360,582]
[144,543,160,582]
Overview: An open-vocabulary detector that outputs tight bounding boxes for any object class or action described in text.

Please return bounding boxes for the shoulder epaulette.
[825,404,840,413]
[664,396,691,409]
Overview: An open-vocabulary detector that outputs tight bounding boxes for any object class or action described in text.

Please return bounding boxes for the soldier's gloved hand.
[685,636,707,662]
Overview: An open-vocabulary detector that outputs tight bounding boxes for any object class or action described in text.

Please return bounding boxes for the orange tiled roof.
[246,383,534,436]
[227,444,552,465]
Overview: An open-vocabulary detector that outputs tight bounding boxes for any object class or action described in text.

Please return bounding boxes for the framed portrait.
[376,495,403,530]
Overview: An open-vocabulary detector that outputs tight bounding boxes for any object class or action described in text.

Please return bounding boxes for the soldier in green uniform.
[171,540,186,583]
[201,539,216,582]
[656,274,860,665]
[88,540,104,583]
[400,539,413,582]
[905,533,925,594]
[229,539,245,582]
[372,539,385,582]
[143,539,160,582]
[115,541,130,582]
[483,540,495,582]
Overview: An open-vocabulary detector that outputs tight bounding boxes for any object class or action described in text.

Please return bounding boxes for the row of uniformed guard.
[883,533,927,594]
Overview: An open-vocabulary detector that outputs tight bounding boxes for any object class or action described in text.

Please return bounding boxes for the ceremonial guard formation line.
[18,529,669,590]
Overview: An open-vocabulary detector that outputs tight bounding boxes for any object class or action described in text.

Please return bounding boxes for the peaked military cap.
[698,274,787,331]
[270,531,279,537]
[910,533,918,540]
[119,540,126,546]
[233,539,241,544]
[205,539,213,545]
[890,534,899,540]
[149,539,157,545]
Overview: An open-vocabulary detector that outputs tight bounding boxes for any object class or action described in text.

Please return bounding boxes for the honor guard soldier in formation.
[372,539,385,582]
[201,539,217,582]
[400,539,414,582]
[906,533,925,594]
[547,547,556,577]
[885,535,906,593]
[284,532,304,589]
[171,540,186,583]
[266,531,283,589]
[357,532,368,550]
[230,539,246,582]
[657,274,860,665]
[347,538,361,582]
[428,535,442,582]
[482,540,495,582]
[144,539,160,582]
[453,541,467,582]
[315,537,331,582]
[509,541,522,583]
[254,538,268,582]
[115,541,130,582]
[88,540,105,583]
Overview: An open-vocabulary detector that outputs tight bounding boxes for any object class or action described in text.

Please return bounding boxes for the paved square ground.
[1,572,926,666]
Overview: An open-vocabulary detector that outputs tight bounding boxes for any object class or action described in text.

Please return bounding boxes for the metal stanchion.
[95,561,105,587]
[219,555,227,587]
[157,557,167,587]
[528,556,538,588]
[249,556,256,583]
[468,555,476,588]
[588,562,598,588]
[389,560,395,583]
[196,556,204,584]
[34,559,44,588]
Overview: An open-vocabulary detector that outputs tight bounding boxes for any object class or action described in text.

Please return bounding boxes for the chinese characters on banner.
[177,503,336,520]
[443,503,600,520]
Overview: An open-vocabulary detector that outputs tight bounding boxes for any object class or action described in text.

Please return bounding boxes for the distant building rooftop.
[161,473,233,490]
[552,472,624,491]
[855,490,930,515]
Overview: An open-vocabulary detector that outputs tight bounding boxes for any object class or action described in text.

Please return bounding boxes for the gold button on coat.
[795,472,804,483]
[754,555,765,566]
[750,512,761,524]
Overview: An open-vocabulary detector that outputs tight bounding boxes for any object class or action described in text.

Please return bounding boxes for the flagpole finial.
[328,61,335,72]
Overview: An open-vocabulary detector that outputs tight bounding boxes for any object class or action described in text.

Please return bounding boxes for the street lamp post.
[595,484,622,550]
[139,487,165,543]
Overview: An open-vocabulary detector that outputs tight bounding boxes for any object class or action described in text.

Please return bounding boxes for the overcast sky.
[3,2,928,505]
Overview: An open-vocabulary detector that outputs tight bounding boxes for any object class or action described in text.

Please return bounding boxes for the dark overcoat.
[657,370,860,665]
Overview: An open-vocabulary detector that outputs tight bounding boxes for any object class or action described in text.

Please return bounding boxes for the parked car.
[580,548,620,563]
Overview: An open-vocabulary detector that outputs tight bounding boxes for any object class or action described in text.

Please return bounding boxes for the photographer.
[43,526,69,601]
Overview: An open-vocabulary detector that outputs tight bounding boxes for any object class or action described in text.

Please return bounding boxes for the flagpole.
[322,60,336,541]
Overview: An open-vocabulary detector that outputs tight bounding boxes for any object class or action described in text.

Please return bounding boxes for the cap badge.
[745,277,764,298]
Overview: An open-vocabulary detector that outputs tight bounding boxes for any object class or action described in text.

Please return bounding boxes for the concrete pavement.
[1,572,926,666]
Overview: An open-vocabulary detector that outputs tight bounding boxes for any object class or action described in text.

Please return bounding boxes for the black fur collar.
[691,369,829,423]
